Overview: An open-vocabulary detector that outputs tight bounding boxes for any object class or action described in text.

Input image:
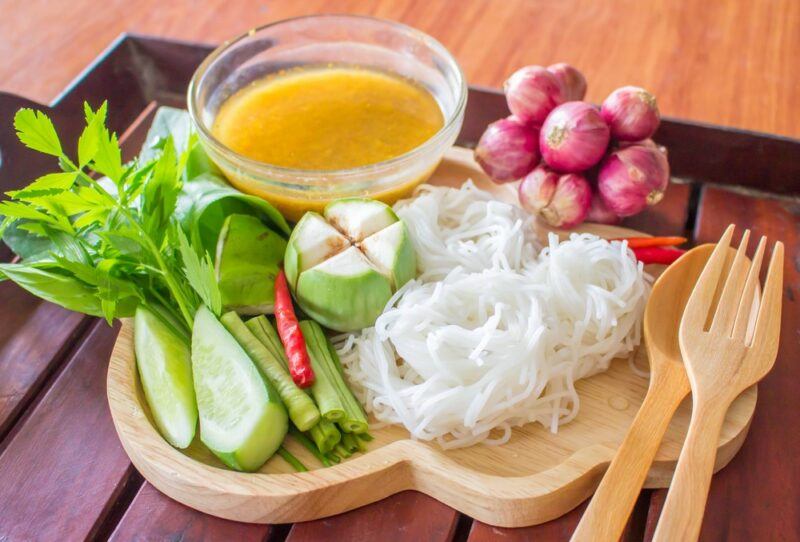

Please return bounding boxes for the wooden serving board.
[107,147,757,528]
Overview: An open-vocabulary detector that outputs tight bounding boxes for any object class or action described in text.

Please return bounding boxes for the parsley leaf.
[7,172,77,199]
[14,108,63,157]
[176,226,221,316]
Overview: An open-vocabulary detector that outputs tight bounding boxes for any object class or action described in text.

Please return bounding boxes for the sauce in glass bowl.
[212,67,444,171]
[188,15,466,221]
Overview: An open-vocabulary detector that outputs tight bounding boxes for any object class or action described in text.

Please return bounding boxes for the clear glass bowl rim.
[186,14,468,179]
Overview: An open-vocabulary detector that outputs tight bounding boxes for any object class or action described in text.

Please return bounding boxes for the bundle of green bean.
[243,315,372,468]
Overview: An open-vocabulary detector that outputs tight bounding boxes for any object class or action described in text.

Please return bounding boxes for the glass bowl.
[188,15,467,221]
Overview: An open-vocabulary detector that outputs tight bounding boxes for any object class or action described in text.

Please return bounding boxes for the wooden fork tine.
[682,225,736,329]
[710,230,750,335]
[732,236,766,341]
[749,242,784,354]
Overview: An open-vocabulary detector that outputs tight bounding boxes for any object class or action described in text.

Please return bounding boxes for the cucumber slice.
[215,214,286,315]
[191,306,288,471]
[134,306,197,449]
[296,246,392,332]
[324,198,398,242]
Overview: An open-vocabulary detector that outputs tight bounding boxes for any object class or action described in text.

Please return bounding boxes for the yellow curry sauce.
[210,67,444,219]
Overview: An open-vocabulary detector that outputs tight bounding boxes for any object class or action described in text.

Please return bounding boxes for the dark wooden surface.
[0,34,797,542]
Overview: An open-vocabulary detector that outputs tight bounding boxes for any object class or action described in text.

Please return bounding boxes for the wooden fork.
[652,225,784,542]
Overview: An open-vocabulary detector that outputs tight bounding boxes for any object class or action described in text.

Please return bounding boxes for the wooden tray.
[107,146,757,528]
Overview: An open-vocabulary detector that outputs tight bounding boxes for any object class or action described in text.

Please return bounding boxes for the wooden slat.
[0,321,137,540]
[469,503,587,542]
[286,491,460,542]
[0,284,88,442]
[644,186,800,541]
[109,482,274,541]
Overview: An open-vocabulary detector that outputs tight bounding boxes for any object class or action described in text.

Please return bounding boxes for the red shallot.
[586,193,621,225]
[504,66,564,126]
[547,63,587,101]
[518,165,592,229]
[601,86,660,141]
[597,144,670,217]
[475,116,540,182]
[540,102,610,173]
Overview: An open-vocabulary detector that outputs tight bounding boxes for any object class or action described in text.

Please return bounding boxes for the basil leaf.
[177,173,290,255]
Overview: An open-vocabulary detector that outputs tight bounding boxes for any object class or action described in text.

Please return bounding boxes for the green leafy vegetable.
[176,174,291,254]
[0,264,108,317]
[14,108,63,157]
[0,103,225,334]
[1,102,289,340]
[177,227,221,317]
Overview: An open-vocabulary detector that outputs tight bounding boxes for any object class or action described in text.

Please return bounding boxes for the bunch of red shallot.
[475,63,669,229]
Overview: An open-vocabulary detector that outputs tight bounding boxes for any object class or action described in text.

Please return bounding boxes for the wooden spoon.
[571,244,720,542]
[652,226,783,541]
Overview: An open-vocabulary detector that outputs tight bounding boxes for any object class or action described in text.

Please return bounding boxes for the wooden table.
[0,3,798,541]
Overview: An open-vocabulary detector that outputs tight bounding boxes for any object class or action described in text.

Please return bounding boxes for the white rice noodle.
[336,183,651,449]
[393,180,539,280]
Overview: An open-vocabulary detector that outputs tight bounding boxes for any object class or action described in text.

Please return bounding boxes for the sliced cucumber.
[191,306,288,471]
[215,214,286,315]
[134,306,197,449]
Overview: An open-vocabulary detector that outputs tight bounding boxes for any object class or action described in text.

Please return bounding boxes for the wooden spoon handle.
[571,364,689,542]
[651,398,731,542]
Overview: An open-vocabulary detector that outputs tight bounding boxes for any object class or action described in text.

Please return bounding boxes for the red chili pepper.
[632,246,686,265]
[613,236,687,249]
[274,270,315,388]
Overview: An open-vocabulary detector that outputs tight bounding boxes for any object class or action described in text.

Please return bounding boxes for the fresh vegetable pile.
[0,104,373,473]
[475,63,670,229]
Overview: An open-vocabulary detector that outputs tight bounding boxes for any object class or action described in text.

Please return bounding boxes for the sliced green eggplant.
[215,214,286,315]
[324,198,399,242]
[296,247,393,331]
[358,221,416,289]
[191,306,287,471]
[283,212,349,289]
[134,306,197,449]
[284,198,417,332]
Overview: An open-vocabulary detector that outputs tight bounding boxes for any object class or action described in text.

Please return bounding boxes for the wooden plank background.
[0,2,798,541]
[1,0,800,138]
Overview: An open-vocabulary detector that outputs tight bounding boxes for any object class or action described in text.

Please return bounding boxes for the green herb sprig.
[0,103,221,336]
